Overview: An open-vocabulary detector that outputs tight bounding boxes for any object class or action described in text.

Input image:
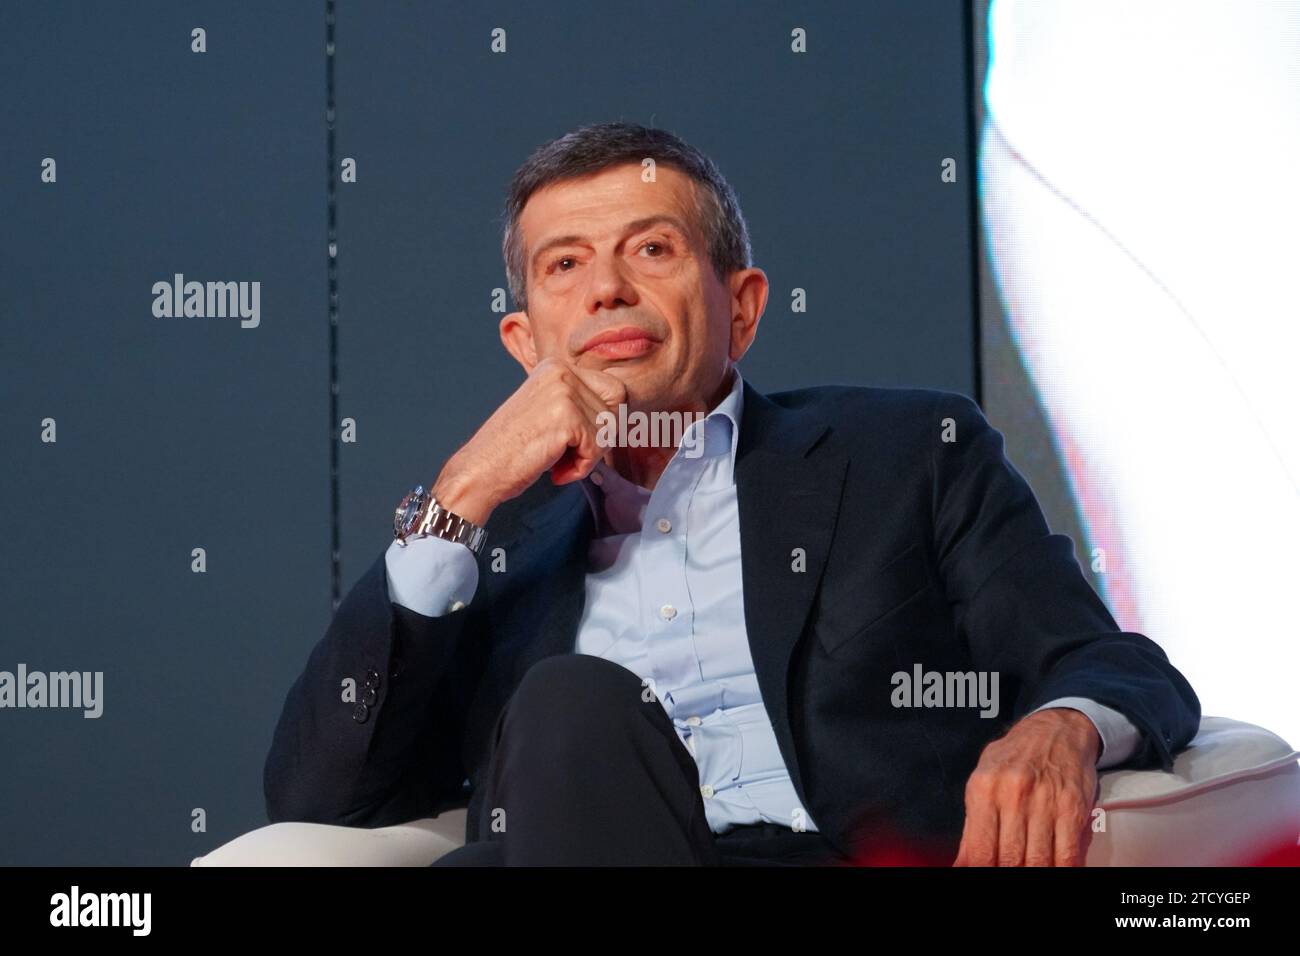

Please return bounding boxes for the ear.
[727,267,768,363]
[499,309,539,373]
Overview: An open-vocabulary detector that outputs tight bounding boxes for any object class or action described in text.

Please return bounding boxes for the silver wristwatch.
[393,484,488,555]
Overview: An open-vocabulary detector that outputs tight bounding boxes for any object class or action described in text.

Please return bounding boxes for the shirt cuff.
[384,534,480,617]
[1030,696,1141,769]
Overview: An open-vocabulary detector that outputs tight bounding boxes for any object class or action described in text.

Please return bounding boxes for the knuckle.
[1025,849,1053,867]
[1000,766,1035,794]
[1055,787,1085,811]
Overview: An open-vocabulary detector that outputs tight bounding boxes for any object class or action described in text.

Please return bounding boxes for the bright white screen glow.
[981,0,1300,748]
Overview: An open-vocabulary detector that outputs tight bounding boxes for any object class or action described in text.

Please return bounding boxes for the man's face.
[500,162,765,413]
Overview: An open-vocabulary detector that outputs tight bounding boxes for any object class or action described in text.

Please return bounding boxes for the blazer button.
[352,703,370,724]
[361,687,378,707]
[365,669,382,689]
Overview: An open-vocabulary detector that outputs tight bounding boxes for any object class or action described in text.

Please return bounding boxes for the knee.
[509,653,653,736]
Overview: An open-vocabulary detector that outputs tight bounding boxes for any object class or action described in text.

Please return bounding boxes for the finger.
[553,369,619,462]
[569,364,629,409]
[550,404,605,484]
[551,450,592,485]
[551,444,601,484]
[961,794,1000,867]
[996,795,1028,867]
[953,827,970,866]
[558,369,627,466]
[1024,793,1055,866]
[551,441,602,485]
[548,364,609,422]
[1055,795,1089,867]
[532,357,611,422]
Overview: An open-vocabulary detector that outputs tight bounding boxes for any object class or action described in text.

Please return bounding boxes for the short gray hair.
[501,122,752,312]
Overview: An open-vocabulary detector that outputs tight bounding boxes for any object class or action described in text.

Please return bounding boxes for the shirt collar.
[578,365,746,534]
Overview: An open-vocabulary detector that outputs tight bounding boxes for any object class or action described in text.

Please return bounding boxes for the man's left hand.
[952,708,1101,866]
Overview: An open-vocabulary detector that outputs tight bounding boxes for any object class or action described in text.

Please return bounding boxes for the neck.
[605,445,676,490]
[604,365,735,490]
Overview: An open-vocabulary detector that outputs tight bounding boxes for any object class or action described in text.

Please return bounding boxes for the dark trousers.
[432,653,850,866]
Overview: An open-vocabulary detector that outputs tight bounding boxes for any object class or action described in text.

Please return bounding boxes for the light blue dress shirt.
[385,368,1140,835]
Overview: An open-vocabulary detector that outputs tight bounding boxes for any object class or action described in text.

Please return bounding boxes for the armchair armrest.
[191,808,469,867]
[193,718,1300,866]
[1085,716,1300,865]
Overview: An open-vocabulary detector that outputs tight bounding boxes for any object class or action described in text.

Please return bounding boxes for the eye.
[550,256,577,273]
[639,240,671,257]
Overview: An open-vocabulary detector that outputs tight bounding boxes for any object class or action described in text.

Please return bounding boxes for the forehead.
[519,163,701,249]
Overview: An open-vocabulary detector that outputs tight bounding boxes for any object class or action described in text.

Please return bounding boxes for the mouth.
[579,326,662,360]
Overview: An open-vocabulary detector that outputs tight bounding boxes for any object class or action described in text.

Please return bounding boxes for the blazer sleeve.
[928,392,1200,771]
[263,544,485,827]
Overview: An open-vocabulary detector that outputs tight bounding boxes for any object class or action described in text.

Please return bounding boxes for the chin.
[600,362,647,388]
[606,369,667,409]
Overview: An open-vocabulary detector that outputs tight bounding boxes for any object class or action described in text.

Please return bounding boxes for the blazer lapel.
[734,380,848,808]
[496,485,595,685]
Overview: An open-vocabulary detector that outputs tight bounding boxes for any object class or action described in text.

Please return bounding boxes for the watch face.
[393,485,428,536]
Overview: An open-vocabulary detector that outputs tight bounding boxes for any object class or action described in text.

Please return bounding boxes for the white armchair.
[193,717,1299,867]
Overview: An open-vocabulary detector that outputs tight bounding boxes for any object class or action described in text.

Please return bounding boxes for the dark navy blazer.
[263,379,1200,863]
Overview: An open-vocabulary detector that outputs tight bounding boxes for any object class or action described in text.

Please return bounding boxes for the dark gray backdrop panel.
[0,3,329,864]
[0,0,974,865]
[333,0,975,594]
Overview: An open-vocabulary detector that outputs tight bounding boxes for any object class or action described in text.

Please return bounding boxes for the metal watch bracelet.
[406,493,488,555]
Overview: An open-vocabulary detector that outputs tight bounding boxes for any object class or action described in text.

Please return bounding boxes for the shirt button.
[700,785,715,798]
[660,604,677,621]
[656,517,672,533]
[590,471,604,485]
[686,716,702,727]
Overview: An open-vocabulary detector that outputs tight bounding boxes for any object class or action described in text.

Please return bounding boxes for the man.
[263,122,1200,866]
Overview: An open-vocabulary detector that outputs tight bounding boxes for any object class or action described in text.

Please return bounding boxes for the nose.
[584,252,638,312]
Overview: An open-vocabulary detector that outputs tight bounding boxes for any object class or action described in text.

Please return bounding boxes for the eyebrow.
[529,214,692,273]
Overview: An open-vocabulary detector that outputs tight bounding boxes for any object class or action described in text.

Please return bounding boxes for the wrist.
[1030,707,1102,763]
[431,464,494,527]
